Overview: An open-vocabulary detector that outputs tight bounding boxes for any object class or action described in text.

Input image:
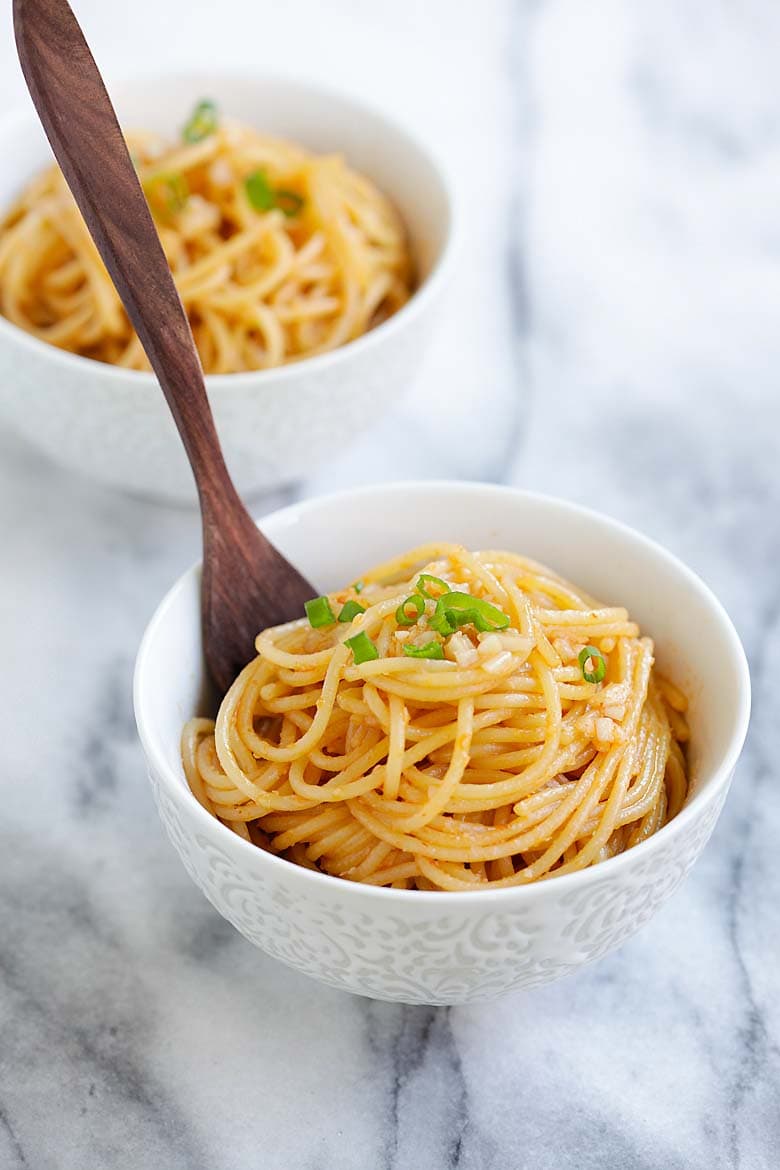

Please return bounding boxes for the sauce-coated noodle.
[0,115,412,372]
[182,545,689,891]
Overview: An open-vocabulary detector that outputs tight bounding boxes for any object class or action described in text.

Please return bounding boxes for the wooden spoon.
[14,0,317,695]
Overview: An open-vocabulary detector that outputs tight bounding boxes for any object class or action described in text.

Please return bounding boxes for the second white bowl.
[0,74,454,503]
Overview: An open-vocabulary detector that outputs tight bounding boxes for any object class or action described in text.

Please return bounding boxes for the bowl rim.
[133,481,752,904]
[0,70,457,394]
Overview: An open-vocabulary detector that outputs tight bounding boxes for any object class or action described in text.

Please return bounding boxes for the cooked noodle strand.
[181,546,689,890]
[0,120,413,372]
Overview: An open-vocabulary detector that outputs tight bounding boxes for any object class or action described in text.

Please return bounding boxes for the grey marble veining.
[0,1,778,1167]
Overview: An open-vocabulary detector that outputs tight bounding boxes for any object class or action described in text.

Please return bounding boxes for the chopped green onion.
[245,169,275,211]
[338,599,366,623]
[145,172,189,216]
[416,574,449,599]
[274,188,305,218]
[428,607,456,636]
[165,173,189,213]
[402,640,445,660]
[182,99,218,143]
[395,594,425,626]
[439,592,510,630]
[353,581,364,593]
[346,632,379,664]
[245,169,305,217]
[579,645,607,684]
[428,591,511,635]
[305,596,336,628]
[449,607,486,630]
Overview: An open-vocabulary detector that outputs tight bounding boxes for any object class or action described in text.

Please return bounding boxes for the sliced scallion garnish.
[578,645,607,684]
[402,640,445,660]
[305,596,336,628]
[244,169,275,211]
[346,631,379,664]
[145,172,189,216]
[245,169,304,217]
[416,574,449,600]
[338,600,366,623]
[182,99,218,144]
[395,594,425,626]
[274,188,305,218]
[428,607,456,636]
[439,592,510,631]
[428,591,510,635]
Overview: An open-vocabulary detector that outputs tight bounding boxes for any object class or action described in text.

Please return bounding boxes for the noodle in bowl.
[134,483,751,1004]
[0,117,414,373]
[0,74,453,502]
[182,546,689,891]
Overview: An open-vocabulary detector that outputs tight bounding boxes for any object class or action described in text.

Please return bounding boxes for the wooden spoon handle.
[14,0,231,502]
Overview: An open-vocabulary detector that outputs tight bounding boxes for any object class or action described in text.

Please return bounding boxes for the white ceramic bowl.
[134,483,750,1004]
[0,74,454,504]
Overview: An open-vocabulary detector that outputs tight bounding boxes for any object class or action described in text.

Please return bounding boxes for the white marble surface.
[0,1,778,1167]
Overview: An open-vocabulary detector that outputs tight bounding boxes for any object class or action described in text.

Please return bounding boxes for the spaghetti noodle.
[0,102,413,372]
[182,545,689,891]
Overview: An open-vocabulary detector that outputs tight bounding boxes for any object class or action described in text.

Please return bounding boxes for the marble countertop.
[0,1,778,1167]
